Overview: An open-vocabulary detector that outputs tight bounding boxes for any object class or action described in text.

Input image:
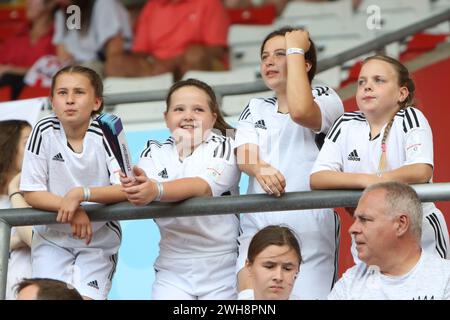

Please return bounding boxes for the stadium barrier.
[1,182,450,299]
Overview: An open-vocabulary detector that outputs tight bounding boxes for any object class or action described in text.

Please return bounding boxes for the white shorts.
[351,210,449,263]
[236,209,340,300]
[152,252,237,300]
[31,221,121,300]
[6,231,32,300]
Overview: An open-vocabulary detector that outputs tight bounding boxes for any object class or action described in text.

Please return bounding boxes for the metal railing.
[103,8,450,107]
[1,182,450,299]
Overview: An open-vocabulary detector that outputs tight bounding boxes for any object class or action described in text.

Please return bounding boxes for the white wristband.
[155,181,164,202]
[83,187,91,202]
[286,47,305,55]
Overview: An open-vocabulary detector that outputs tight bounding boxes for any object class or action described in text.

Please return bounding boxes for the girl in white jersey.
[242,225,301,300]
[120,79,241,300]
[311,54,449,260]
[20,65,127,299]
[235,26,344,300]
[0,120,32,300]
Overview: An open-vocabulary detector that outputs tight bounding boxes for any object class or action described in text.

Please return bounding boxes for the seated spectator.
[53,0,133,77]
[0,0,57,100]
[329,182,450,300]
[106,0,230,81]
[240,225,301,300]
[15,278,83,300]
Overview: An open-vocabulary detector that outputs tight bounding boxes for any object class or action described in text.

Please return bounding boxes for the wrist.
[154,181,164,202]
[9,191,22,200]
[81,187,91,202]
[286,47,305,56]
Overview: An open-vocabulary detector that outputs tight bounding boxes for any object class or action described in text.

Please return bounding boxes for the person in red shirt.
[0,0,57,100]
[107,0,230,81]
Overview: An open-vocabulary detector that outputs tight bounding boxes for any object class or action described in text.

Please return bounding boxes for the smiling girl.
[311,55,449,261]
[120,78,241,300]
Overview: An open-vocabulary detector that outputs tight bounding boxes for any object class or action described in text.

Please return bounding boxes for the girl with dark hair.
[235,26,344,300]
[1,120,32,300]
[120,78,241,300]
[244,225,301,300]
[311,54,449,261]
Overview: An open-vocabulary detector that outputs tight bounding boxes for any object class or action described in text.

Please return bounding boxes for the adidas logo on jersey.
[254,120,267,130]
[52,153,65,162]
[158,168,168,179]
[87,280,99,290]
[347,149,360,161]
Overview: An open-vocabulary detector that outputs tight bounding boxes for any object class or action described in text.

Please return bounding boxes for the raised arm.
[285,30,322,130]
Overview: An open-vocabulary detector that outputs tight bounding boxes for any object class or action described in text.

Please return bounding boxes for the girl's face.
[260,36,288,92]
[14,125,32,173]
[51,73,101,128]
[247,245,299,300]
[356,59,409,119]
[165,86,217,148]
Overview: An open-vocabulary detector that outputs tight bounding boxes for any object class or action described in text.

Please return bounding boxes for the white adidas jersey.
[235,87,344,299]
[312,108,434,175]
[138,132,241,259]
[328,251,450,300]
[236,86,344,195]
[20,114,121,233]
[312,107,449,258]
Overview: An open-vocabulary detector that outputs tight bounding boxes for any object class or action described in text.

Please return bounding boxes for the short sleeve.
[235,102,258,148]
[20,136,48,192]
[92,0,132,50]
[311,136,344,174]
[197,138,239,197]
[312,86,344,134]
[138,154,159,180]
[403,108,434,167]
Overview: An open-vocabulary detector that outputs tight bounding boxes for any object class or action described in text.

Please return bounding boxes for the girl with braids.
[311,54,449,261]
[120,79,241,299]
[54,0,132,76]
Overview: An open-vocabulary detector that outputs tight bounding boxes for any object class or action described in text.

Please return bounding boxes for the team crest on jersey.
[347,149,360,161]
[254,120,267,130]
[52,153,65,162]
[158,168,168,179]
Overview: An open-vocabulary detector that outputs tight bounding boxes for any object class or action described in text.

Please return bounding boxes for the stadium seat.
[103,73,173,95]
[182,67,260,86]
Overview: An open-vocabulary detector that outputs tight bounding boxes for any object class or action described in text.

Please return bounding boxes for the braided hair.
[362,55,416,174]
